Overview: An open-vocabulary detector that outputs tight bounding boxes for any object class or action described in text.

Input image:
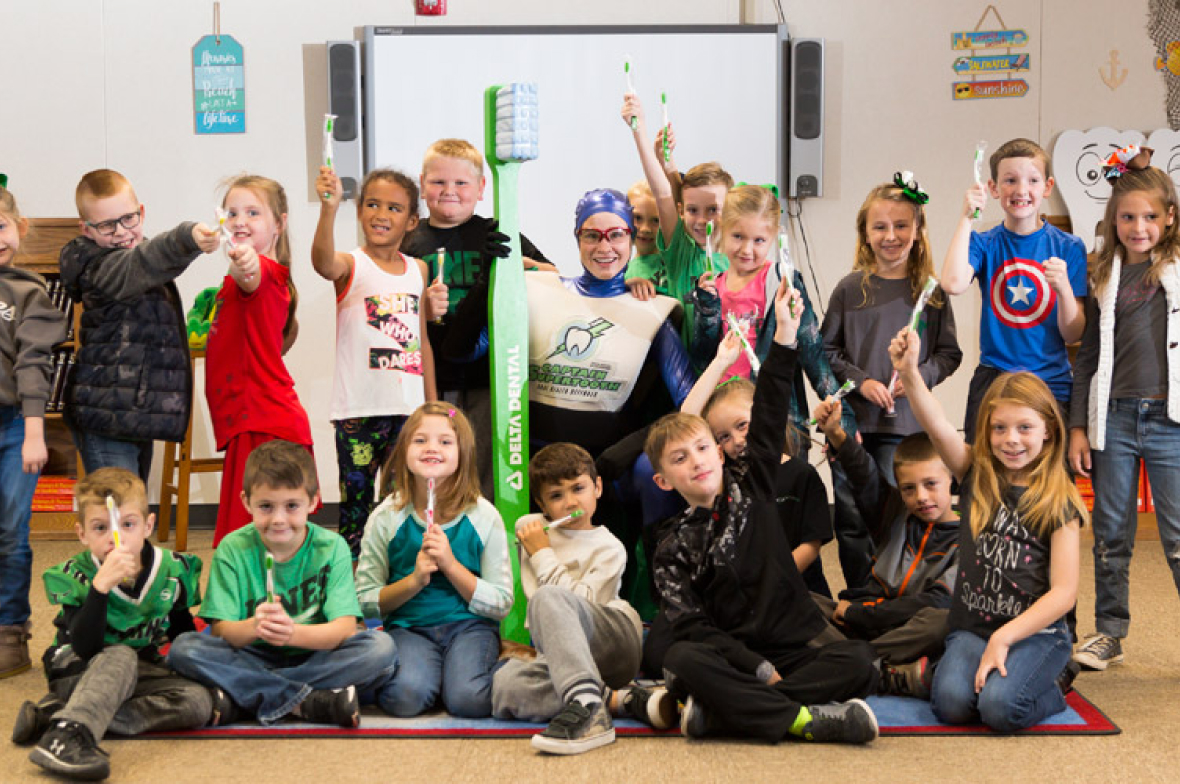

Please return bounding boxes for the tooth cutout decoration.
[1053,128,1145,251]
[1147,128,1180,193]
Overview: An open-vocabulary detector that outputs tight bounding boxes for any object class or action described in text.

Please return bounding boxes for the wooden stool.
[157,350,223,551]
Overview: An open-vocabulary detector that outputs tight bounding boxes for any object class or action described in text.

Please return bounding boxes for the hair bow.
[736,182,780,199]
[0,173,8,190]
[893,171,929,205]
[1103,145,1153,180]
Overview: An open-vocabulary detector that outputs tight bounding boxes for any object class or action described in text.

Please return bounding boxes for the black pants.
[663,637,879,742]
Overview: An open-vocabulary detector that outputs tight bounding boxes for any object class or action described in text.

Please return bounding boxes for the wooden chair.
[157,349,223,551]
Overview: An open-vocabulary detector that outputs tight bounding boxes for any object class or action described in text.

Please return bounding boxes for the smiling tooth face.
[1052,127,1145,252]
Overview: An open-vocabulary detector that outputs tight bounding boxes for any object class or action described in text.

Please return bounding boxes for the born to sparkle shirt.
[968,221,1087,400]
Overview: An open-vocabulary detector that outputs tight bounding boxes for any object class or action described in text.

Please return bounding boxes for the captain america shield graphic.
[989,259,1056,328]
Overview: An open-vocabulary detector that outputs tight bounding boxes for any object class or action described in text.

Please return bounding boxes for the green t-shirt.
[656,218,729,345]
[43,545,202,654]
[626,251,670,296]
[201,523,361,656]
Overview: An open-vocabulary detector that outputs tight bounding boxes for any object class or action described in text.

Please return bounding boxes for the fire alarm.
[417,0,446,15]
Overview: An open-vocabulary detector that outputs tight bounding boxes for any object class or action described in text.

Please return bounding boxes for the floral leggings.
[334,414,406,557]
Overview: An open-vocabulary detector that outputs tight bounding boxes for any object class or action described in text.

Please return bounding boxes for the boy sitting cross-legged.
[492,442,677,755]
[166,440,395,728]
[15,468,213,781]
[813,399,959,698]
[647,282,881,744]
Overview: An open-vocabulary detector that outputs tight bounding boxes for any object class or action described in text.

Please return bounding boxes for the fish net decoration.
[1150,0,1180,129]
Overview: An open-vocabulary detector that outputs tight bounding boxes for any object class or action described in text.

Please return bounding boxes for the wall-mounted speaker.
[788,38,824,199]
[327,40,363,200]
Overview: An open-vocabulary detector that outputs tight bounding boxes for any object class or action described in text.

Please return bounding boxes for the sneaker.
[207,687,241,727]
[0,622,32,679]
[29,720,110,781]
[619,685,678,730]
[530,699,615,755]
[297,686,359,728]
[12,696,64,745]
[800,699,879,744]
[1073,634,1124,670]
[880,657,932,700]
[679,695,718,740]
[1057,660,1081,696]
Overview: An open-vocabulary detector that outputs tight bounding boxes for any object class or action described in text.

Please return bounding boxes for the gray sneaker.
[531,699,615,755]
[800,699,879,744]
[880,656,932,700]
[679,695,718,740]
[620,686,679,730]
[1073,634,1124,671]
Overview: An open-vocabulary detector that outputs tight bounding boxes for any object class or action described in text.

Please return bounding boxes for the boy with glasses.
[60,169,220,480]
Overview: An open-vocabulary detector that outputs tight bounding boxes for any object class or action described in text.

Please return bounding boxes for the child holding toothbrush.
[206,175,316,547]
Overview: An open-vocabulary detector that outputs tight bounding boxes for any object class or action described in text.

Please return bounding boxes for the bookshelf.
[19,218,83,540]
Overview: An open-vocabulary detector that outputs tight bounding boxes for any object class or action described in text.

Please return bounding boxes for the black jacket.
[60,224,200,442]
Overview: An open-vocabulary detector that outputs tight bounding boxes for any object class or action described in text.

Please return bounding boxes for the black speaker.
[789,38,824,199]
[327,41,363,200]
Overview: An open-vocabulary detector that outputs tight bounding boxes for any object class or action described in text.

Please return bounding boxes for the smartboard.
[363,25,786,273]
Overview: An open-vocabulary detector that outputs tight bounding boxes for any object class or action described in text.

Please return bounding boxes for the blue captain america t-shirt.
[969,221,1087,400]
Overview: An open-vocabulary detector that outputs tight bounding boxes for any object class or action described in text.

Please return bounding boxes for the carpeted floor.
[3,530,1176,783]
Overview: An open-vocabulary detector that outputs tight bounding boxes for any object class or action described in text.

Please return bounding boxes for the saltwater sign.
[953,53,1030,74]
[192,35,245,135]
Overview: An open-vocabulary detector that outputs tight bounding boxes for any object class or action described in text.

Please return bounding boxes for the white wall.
[3,0,1169,503]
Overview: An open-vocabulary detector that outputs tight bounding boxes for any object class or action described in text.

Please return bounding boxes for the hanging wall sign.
[193,34,245,134]
[953,53,1030,74]
[951,29,1028,50]
[953,79,1029,100]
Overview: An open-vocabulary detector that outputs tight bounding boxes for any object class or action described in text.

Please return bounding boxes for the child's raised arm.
[890,327,971,480]
[682,331,741,416]
[622,94,680,247]
[311,166,355,290]
[939,182,987,295]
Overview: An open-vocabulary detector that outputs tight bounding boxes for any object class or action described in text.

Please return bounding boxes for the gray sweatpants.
[48,644,212,740]
[492,585,642,722]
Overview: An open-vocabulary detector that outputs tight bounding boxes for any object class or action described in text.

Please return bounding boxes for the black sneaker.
[29,719,110,781]
[297,686,359,728]
[879,656,932,700]
[12,696,64,746]
[800,699,879,744]
[620,686,679,730]
[531,699,615,755]
[208,687,241,727]
[1073,634,1124,671]
[679,695,718,740]
[1056,660,1081,696]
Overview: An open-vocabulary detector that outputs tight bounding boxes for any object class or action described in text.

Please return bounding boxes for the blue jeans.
[166,630,396,725]
[71,427,153,483]
[377,617,499,718]
[0,408,39,626]
[1090,399,1180,638]
[931,623,1071,732]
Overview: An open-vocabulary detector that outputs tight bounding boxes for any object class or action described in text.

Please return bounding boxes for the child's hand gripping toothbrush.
[971,141,987,220]
[105,495,122,550]
[884,276,938,415]
[321,114,338,201]
[807,380,855,426]
[264,552,276,604]
[624,58,638,130]
[726,312,761,376]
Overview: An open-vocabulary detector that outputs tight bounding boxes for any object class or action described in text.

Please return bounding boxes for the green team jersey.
[655,218,730,345]
[626,251,670,296]
[43,545,202,655]
[201,522,361,656]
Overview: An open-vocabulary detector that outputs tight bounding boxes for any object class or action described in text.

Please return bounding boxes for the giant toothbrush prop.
[485,82,538,643]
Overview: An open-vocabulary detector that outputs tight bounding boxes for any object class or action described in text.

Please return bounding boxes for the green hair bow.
[0,173,8,190]
[736,181,779,199]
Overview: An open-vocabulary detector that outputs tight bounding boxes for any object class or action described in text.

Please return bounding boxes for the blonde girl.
[206,174,315,546]
[355,402,512,718]
[891,325,1085,733]
[1068,152,1180,671]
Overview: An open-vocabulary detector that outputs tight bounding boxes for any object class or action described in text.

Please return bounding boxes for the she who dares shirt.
[949,472,1068,638]
[205,256,311,449]
[331,249,426,421]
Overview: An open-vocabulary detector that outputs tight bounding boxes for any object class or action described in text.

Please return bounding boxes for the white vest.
[527,273,679,413]
[330,249,426,421]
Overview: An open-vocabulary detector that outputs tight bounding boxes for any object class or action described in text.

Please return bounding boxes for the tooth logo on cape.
[545,317,614,361]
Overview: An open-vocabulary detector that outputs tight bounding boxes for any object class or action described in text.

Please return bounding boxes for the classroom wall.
[3,1,1168,504]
